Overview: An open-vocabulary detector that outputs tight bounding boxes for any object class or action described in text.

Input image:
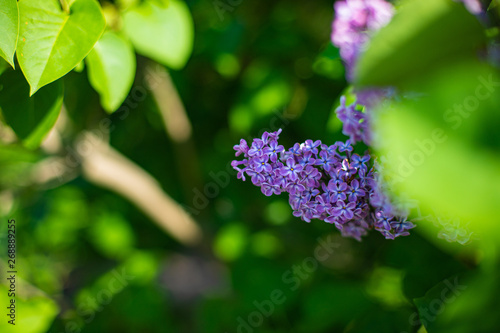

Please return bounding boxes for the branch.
[78,133,203,246]
[145,63,193,143]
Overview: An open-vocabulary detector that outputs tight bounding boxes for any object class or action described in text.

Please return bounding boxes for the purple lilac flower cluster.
[231,129,414,241]
[331,0,394,80]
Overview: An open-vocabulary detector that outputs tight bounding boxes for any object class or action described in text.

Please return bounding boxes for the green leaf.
[123,0,194,69]
[86,31,136,113]
[374,62,500,240]
[355,0,486,87]
[17,0,105,95]
[0,285,59,333]
[0,70,63,149]
[0,0,19,68]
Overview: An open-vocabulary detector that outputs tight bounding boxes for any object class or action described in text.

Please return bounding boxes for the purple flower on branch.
[289,143,302,156]
[375,210,393,231]
[391,217,415,235]
[315,150,337,171]
[337,140,353,153]
[281,158,303,181]
[328,180,348,203]
[331,0,394,80]
[263,140,285,163]
[303,165,321,187]
[233,139,249,156]
[261,183,282,196]
[303,139,322,155]
[297,151,316,166]
[331,200,356,221]
[347,179,365,202]
[231,128,415,241]
[252,155,272,173]
[248,139,265,156]
[351,153,370,172]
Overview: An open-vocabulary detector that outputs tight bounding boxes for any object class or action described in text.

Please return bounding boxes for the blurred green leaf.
[86,31,136,113]
[251,231,282,258]
[0,0,18,68]
[214,53,240,78]
[76,251,159,310]
[88,212,136,259]
[365,266,408,307]
[410,271,500,333]
[34,186,89,251]
[17,0,105,94]
[355,0,486,87]
[375,62,500,240]
[229,69,292,134]
[122,251,159,284]
[0,284,59,333]
[0,144,40,164]
[123,0,194,69]
[313,43,344,80]
[0,69,63,149]
[264,200,291,225]
[384,234,468,301]
[214,223,248,262]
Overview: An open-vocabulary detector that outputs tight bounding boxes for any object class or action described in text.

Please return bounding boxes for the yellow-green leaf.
[17,0,105,95]
[123,0,194,69]
[0,0,19,68]
[86,31,136,113]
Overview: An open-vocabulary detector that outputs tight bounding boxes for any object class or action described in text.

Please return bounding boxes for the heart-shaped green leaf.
[86,31,136,113]
[122,0,194,69]
[0,70,63,149]
[17,0,105,95]
[0,0,19,68]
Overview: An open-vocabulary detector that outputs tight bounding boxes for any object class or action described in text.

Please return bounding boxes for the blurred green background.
[0,0,499,332]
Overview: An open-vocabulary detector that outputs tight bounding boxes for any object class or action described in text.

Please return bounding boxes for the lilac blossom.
[231,129,415,241]
[263,140,284,162]
[331,200,356,221]
[328,180,348,202]
[331,1,397,148]
[331,0,394,80]
[335,97,372,145]
[347,179,365,202]
[281,158,303,181]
